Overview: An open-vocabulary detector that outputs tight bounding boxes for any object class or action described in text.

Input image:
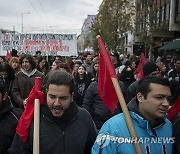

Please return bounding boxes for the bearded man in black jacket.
[9,70,97,154]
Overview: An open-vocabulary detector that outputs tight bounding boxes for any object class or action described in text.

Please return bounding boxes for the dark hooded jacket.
[0,97,22,154]
[82,80,125,130]
[125,80,140,103]
[172,113,180,154]
[82,81,114,130]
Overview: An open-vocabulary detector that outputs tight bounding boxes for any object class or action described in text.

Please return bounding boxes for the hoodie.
[0,97,22,154]
[92,97,173,154]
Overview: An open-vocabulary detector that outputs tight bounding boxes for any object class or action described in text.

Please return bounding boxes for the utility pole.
[21,12,30,34]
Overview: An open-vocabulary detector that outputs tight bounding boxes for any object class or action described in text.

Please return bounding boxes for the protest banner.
[0,33,77,56]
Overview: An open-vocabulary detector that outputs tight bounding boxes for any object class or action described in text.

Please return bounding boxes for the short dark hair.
[36,50,41,54]
[19,54,37,70]
[11,49,18,57]
[0,78,7,96]
[85,52,91,57]
[0,62,15,80]
[136,76,170,99]
[46,70,74,94]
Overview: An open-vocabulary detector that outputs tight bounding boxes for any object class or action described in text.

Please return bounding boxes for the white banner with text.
[0,33,77,56]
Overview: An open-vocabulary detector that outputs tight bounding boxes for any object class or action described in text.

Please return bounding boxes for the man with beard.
[11,54,44,109]
[9,70,97,154]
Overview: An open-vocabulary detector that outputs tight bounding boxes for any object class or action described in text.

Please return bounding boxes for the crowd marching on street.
[0,48,180,154]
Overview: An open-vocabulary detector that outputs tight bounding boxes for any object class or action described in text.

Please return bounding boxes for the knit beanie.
[143,61,159,77]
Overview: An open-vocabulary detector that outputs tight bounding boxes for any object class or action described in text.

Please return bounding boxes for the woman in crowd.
[88,61,99,82]
[51,59,61,71]
[8,57,21,75]
[0,56,5,64]
[37,56,50,75]
[0,62,16,106]
[74,65,91,107]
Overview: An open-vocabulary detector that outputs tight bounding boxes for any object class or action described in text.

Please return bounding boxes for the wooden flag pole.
[111,78,142,154]
[96,35,142,154]
[33,77,41,154]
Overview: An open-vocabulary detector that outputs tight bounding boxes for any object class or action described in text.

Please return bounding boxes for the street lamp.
[21,12,30,34]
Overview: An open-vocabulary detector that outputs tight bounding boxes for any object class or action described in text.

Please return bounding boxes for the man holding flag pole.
[92,36,173,154]
[9,70,97,154]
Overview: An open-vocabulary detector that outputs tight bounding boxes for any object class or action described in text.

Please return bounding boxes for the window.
[157,9,160,26]
[164,4,167,21]
[161,6,165,22]
[159,6,162,24]
[166,3,170,20]
[126,35,128,45]
[175,0,180,14]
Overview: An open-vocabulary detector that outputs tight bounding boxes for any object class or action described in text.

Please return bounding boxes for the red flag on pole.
[168,95,180,122]
[5,50,11,60]
[97,36,118,113]
[134,52,146,79]
[16,78,45,143]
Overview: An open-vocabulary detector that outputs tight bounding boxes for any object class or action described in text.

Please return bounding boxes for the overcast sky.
[0,0,102,34]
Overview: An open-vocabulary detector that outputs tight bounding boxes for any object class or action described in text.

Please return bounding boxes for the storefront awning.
[159,39,180,51]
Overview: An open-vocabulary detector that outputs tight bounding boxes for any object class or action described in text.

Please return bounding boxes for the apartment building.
[135,0,180,56]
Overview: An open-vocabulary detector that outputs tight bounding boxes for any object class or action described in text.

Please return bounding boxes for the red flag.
[5,50,11,60]
[134,52,146,79]
[168,95,180,122]
[97,36,118,113]
[16,86,45,143]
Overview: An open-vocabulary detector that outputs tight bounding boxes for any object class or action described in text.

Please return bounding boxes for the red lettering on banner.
[24,40,41,45]
[46,40,58,45]
[51,45,69,52]
[46,46,50,51]
[39,46,51,51]
[22,46,31,51]
[39,46,46,51]
[1,34,76,56]
[30,46,34,50]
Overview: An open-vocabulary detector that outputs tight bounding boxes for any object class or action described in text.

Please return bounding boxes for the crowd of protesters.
[0,48,179,153]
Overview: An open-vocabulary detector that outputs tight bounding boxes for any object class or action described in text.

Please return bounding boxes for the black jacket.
[170,78,180,105]
[125,80,140,103]
[173,113,180,154]
[82,81,114,130]
[9,102,97,154]
[74,76,91,107]
[0,97,22,154]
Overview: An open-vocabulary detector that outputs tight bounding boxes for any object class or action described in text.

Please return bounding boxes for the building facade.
[79,15,96,52]
[135,0,180,57]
